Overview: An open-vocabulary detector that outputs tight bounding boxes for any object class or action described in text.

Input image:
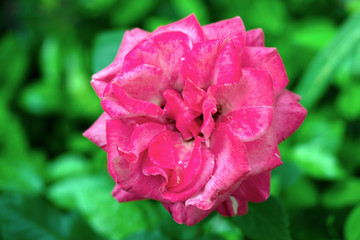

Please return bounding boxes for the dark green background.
[1,0,360,239]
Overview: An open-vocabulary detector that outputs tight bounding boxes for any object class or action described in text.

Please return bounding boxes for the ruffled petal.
[112,64,170,106]
[162,202,213,226]
[163,89,202,140]
[186,123,249,210]
[233,171,271,203]
[244,126,282,176]
[102,83,166,122]
[122,32,191,90]
[201,97,217,142]
[83,112,110,150]
[209,68,274,141]
[91,28,149,98]
[242,47,289,95]
[202,17,246,51]
[180,40,222,89]
[213,40,242,85]
[161,137,215,202]
[112,184,143,202]
[153,14,204,43]
[216,197,248,217]
[246,28,265,47]
[182,78,208,112]
[274,90,307,143]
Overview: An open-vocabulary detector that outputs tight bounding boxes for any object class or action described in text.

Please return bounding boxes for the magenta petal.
[226,106,273,142]
[186,123,249,210]
[201,97,217,141]
[106,119,135,180]
[162,202,213,226]
[153,14,204,43]
[162,137,215,202]
[246,28,265,47]
[209,68,274,115]
[242,47,289,95]
[83,112,110,150]
[202,17,246,50]
[122,32,191,90]
[180,40,222,89]
[163,90,202,140]
[112,184,143,202]
[182,78,208,113]
[244,126,282,176]
[233,171,271,203]
[213,40,242,85]
[102,84,166,122]
[274,90,307,143]
[115,28,149,61]
[216,197,248,216]
[112,64,170,106]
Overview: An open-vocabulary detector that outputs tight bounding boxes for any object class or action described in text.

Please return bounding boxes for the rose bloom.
[84,14,307,226]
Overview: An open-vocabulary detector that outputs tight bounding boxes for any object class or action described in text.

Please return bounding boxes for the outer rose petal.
[246,28,265,47]
[112,184,143,202]
[83,112,110,150]
[112,64,170,106]
[242,47,289,95]
[216,197,248,217]
[202,16,246,51]
[244,126,283,176]
[233,171,271,203]
[153,14,204,43]
[91,28,149,98]
[122,32,191,90]
[274,90,307,143]
[186,123,250,210]
[102,83,166,122]
[162,202,213,226]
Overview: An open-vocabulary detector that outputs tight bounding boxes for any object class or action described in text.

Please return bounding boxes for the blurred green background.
[1,0,360,239]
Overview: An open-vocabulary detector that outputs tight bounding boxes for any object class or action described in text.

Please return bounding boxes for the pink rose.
[84,14,307,226]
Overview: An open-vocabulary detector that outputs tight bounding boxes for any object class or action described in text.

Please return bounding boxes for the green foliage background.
[1,0,360,239]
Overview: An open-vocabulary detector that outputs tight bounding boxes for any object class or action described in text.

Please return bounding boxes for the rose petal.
[112,184,143,202]
[102,83,166,122]
[182,78,208,112]
[112,64,170,106]
[91,28,149,98]
[180,40,222,89]
[213,40,242,85]
[153,14,204,43]
[186,123,250,210]
[246,28,265,47]
[242,47,289,95]
[163,89,202,140]
[83,112,110,150]
[233,171,271,203]
[202,16,246,51]
[244,126,283,176]
[201,97,217,142]
[122,32,191,90]
[274,90,307,143]
[161,137,215,202]
[216,197,248,216]
[162,202,213,226]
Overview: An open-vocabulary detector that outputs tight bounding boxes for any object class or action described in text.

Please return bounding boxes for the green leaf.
[92,30,124,73]
[0,194,101,240]
[204,214,243,240]
[282,177,318,209]
[295,10,360,109]
[345,203,360,240]
[233,197,291,240]
[335,84,360,120]
[171,0,209,24]
[322,178,360,208]
[48,173,157,239]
